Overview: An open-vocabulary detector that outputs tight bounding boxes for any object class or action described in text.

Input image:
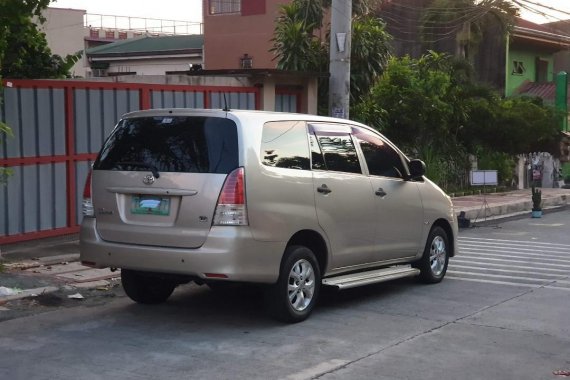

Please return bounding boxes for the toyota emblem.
[142,174,155,185]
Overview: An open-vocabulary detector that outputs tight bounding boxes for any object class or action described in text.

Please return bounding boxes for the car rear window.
[93,116,238,174]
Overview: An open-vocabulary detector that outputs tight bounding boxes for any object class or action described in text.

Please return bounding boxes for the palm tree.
[421,0,519,60]
[271,0,392,111]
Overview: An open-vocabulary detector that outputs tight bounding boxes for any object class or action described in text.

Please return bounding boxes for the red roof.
[515,81,570,103]
[516,18,561,34]
[516,81,554,101]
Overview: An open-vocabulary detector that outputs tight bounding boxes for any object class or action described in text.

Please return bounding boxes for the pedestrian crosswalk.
[448,237,570,291]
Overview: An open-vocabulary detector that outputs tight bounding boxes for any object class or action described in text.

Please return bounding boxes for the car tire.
[265,245,321,323]
[121,269,177,304]
[415,226,450,284]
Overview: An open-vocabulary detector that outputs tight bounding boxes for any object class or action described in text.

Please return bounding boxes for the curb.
[455,193,568,224]
[459,204,569,228]
[0,286,60,304]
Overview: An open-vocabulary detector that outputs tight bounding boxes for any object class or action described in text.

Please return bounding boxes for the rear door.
[310,124,378,269]
[92,115,239,248]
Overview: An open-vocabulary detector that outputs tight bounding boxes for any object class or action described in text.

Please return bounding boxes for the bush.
[477,149,516,187]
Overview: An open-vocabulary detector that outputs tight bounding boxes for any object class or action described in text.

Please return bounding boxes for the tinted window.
[353,128,406,179]
[94,116,238,174]
[315,133,361,174]
[261,121,310,170]
[309,134,326,170]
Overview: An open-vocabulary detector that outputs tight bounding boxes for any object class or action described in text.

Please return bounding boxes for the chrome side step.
[322,265,420,290]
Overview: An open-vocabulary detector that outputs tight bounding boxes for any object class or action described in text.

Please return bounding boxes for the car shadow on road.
[116,278,422,327]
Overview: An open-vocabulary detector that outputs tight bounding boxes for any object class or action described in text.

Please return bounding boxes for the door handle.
[317,184,332,194]
[375,188,387,197]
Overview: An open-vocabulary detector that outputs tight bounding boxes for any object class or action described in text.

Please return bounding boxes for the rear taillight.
[213,167,248,226]
[82,170,94,217]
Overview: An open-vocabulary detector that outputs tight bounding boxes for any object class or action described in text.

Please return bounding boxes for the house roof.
[515,80,570,103]
[515,81,556,101]
[513,18,570,49]
[86,35,204,57]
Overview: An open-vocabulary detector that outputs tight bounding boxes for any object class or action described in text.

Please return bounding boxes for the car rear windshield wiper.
[116,161,160,178]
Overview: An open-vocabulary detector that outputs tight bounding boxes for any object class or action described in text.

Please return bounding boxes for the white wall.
[100,57,202,76]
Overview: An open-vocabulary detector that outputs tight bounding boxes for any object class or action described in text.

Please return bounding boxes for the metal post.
[328,0,352,119]
[555,71,568,132]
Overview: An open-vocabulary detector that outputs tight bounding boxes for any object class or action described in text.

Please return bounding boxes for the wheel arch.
[432,218,456,257]
[285,229,329,275]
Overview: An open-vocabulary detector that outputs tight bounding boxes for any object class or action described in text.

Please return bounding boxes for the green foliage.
[477,149,515,186]
[0,0,81,79]
[461,96,562,155]
[350,16,391,101]
[270,1,328,72]
[352,52,562,190]
[271,0,392,114]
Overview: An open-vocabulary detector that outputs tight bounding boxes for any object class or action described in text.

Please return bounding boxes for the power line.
[515,0,570,18]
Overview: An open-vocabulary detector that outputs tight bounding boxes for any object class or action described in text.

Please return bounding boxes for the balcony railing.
[85,13,203,36]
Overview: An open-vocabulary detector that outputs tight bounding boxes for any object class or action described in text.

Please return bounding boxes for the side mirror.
[409,159,426,179]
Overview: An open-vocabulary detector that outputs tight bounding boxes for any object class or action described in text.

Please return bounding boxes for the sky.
[49,0,570,25]
[50,0,203,23]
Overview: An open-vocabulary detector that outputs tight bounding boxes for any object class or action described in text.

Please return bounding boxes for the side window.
[261,121,310,170]
[314,132,361,174]
[353,128,406,179]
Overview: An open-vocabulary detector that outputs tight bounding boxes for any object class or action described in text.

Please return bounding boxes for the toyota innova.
[80,109,458,322]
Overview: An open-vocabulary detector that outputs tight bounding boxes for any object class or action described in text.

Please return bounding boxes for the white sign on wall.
[470,170,498,186]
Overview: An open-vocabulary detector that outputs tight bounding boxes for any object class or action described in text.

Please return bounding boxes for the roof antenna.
[222,92,230,112]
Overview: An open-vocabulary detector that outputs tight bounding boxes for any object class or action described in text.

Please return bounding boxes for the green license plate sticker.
[131,195,170,216]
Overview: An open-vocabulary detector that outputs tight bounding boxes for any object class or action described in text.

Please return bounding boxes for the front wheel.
[265,245,321,323]
[121,269,177,304]
[415,226,450,283]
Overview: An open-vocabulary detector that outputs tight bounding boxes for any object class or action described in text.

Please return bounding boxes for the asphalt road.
[1,211,569,380]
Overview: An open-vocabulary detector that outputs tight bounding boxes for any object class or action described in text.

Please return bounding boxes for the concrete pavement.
[1,187,569,304]
[452,187,569,223]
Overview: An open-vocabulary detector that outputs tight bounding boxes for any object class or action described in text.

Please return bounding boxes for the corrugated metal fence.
[0,79,260,244]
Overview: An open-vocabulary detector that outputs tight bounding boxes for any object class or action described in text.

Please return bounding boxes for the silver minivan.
[80,109,458,322]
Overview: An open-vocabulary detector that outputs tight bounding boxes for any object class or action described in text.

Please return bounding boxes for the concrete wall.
[40,7,87,77]
[203,0,288,70]
[506,48,554,96]
[101,57,203,76]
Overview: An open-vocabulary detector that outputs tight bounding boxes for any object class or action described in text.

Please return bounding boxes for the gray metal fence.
[1,79,259,243]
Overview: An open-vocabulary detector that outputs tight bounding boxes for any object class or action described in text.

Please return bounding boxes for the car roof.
[121,108,370,128]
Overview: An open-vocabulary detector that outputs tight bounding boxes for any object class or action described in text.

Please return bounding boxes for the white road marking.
[459,236,570,248]
[446,277,570,291]
[450,264,563,277]
[450,237,570,289]
[451,259,569,273]
[457,250,570,264]
[459,241,570,254]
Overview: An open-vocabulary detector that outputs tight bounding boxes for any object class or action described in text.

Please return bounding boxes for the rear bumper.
[80,218,284,283]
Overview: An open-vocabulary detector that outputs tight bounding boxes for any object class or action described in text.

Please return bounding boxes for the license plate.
[131,195,170,216]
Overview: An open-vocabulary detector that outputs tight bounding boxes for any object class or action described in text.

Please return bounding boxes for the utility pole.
[329,0,352,119]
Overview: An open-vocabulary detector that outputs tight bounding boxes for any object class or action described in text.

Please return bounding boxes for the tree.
[0,0,82,79]
[353,52,561,190]
[421,0,518,60]
[271,0,392,113]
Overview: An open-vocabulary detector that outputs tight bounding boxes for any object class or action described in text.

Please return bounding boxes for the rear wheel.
[416,226,449,283]
[265,245,321,323]
[121,269,177,304]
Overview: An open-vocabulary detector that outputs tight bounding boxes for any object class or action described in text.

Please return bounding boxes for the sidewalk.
[1,187,569,304]
[451,187,569,223]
